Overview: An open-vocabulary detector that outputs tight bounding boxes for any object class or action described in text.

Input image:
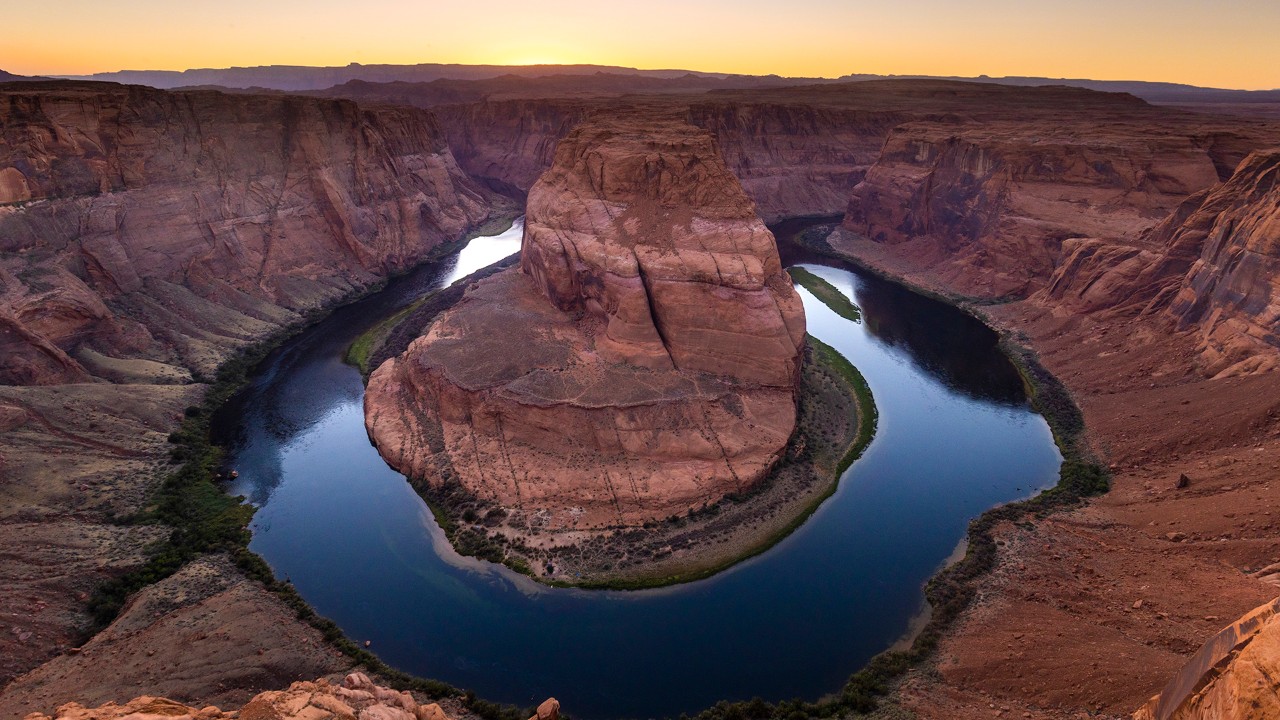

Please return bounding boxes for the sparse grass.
[346,300,424,373]
[807,337,877,475]
[345,211,520,374]
[789,266,862,323]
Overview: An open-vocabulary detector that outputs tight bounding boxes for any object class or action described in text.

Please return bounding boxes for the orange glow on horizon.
[5,0,1279,90]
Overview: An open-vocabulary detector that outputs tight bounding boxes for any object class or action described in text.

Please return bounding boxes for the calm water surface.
[215,219,1060,719]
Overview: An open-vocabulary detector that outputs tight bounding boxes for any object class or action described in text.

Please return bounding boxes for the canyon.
[0,80,501,717]
[3,69,1280,720]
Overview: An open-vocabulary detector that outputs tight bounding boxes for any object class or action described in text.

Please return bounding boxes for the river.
[214,218,1061,719]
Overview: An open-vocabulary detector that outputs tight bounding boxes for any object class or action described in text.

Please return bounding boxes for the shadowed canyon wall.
[0,81,494,385]
[0,80,496,704]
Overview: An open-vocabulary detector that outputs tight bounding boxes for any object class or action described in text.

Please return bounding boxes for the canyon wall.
[1036,148,1280,377]
[365,114,804,535]
[432,94,905,223]
[0,80,497,696]
[684,102,901,221]
[838,121,1267,298]
[433,99,593,197]
[1164,149,1280,376]
[0,81,494,384]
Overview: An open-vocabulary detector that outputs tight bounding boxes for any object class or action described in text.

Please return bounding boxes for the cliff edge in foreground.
[24,672,560,720]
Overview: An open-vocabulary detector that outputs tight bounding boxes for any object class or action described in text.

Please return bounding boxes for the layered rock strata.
[0,81,493,384]
[1134,598,1280,720]
[1038,148,1280,377]
[22,671,561,720]
[1164,150,1280,376]
[841,122,1225,297]
[366,115,805,533]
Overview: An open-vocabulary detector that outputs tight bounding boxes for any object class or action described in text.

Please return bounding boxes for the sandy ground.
[827,232,1280,719]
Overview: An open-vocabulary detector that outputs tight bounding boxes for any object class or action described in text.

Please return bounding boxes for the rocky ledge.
[364,114,809,573]
[1134,598,1280,720]
[24,672,560,720]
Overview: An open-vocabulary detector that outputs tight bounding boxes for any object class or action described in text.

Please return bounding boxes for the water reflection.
[215,218,1060,718]
[778,238,1025,407]
[214,219,525,505]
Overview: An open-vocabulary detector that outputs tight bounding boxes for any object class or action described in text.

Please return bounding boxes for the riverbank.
[0,214,534,720]
[664,225,1112,720]
[373,325,877,590]
[346,213,521,373]
[780,224,1280,719]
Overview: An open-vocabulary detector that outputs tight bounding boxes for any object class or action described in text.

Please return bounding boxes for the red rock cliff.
[1164,149,1280,376]
[365,115,804,534]
[433,95,902,223]
[841,121,1225,298]
[0,81,493,384]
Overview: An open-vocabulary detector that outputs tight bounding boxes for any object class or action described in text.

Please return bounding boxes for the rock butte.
[365,114,805,532]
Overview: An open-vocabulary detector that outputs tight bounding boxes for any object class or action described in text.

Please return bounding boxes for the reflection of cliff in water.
[211,221,524,506]
[772,225,1025,408]
[853,275,1026,406]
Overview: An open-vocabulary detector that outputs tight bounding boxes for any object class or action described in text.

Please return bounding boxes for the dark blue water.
[215,219,1060,719]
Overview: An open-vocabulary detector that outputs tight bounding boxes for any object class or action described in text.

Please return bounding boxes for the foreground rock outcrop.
[23,672,560,720]
[1134,598,1280,720]
[366,114,805,537]
[0,556,351,718]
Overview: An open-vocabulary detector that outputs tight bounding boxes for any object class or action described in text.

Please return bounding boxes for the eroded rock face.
[842,121,1224,298]
[0,81,493,383]
[519,116,806,384]
[1135,598,1280,720]
[433,95,900,223]
[1164,150,1280,376]
[365,115,804,532]
[21,672,560,720]
[1036,149,1280,377]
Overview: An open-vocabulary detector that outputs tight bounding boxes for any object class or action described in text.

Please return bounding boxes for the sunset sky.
[7,0,1279,89]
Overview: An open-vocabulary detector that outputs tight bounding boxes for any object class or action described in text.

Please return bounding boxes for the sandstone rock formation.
[0,81,493,384]
[1164,150,1280,376]
[21,671,560,720]
[840,121,1225,297]
[1134,598,1280,720]
[365,115,805,533]
[1035,148,1280,377]
[0,80,499,691]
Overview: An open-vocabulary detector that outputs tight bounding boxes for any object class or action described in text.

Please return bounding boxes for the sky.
[6,0,1279,89]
